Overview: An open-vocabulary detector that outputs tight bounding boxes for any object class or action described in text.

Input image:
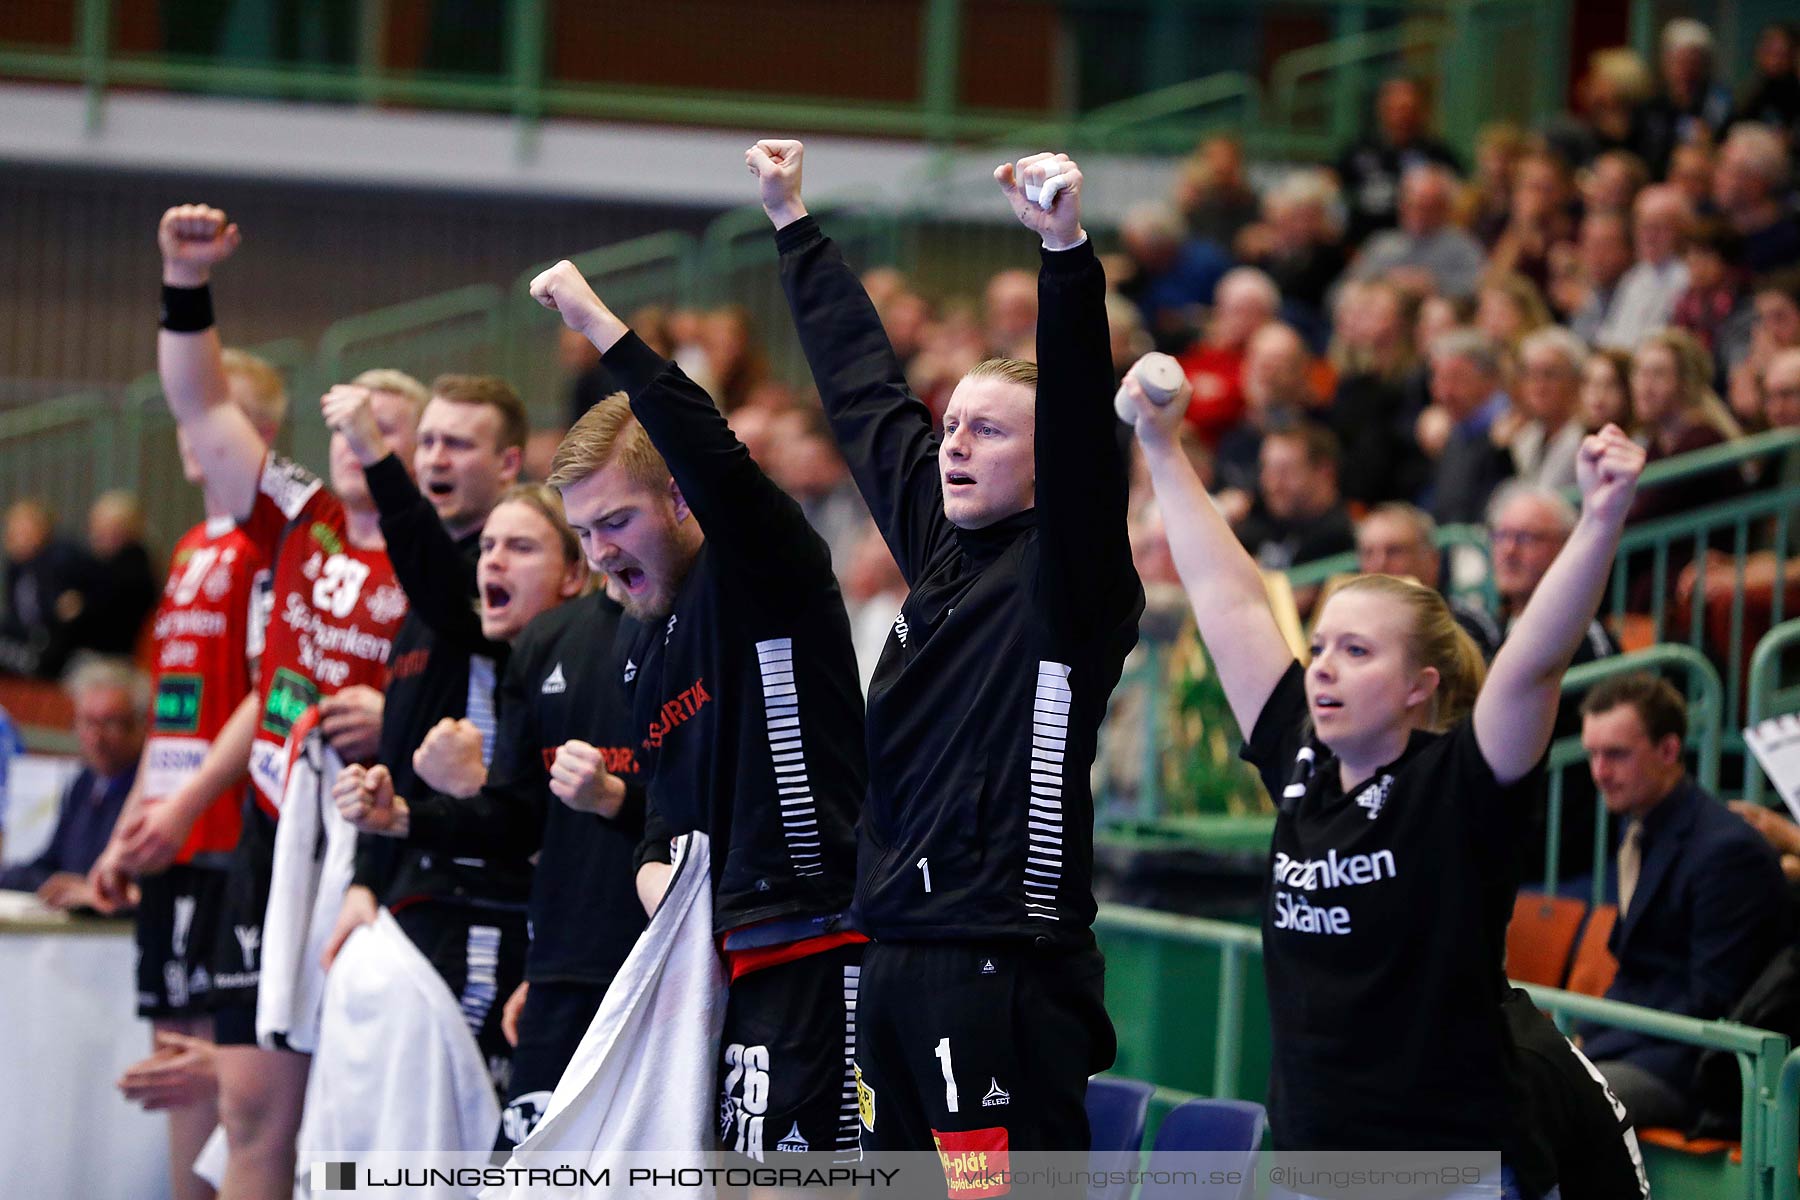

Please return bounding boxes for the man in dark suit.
[1576,674,1790,1128]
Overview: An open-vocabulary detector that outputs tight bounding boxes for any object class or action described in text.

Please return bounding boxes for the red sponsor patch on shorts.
[931,1126,1011,1197]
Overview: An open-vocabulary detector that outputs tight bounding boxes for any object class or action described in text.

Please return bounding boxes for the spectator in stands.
[1596,184,1694,351]
[1487,150,1578,291]
[1476,272,1554,352]
[1232,425,1356,587]
[0,658,144,907]
[1104,292,1154,388]
[1730,22,1800,139]
[1581,148,1653,217]
[1500,327,1589,490]
[1463,121,1529,247]
[1215,323,1321,507]
[1175,134,1260,248]
[0,498,90,680]
[1581,347,1637,432]
[1642,19,1735,173]
[1117,202,1231,348]
[1334,75,1462,247]
[842,522,907,696]
[1561,209,1635,346]
[1236,168,1348,339]
[766,405,868,583]
[1327,280,1429,506]
[1673,219,1752,362]
[982,268,1038,360]
[1347,163,1487,300]
[1424,328,1515,524]
[1666,142,1718,216]
[699,305,770,412]
[67,490,159,662]
[1730,273,1800,423]
[1554,50,1658,170]
[1713,123,1800,276]
[1578,674,1789,1129]
[1628,329,1743,525]
[1178,266,1280,448]
[1353,502,1496,650]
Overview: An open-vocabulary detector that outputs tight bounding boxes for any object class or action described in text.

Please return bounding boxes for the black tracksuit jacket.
[776,217,1143,946]
[352,454,531,911]
[406,591,649,985]
[603,332,865,938]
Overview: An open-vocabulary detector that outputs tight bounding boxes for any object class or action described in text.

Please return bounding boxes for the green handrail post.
[1746,618,1800,806]
[1329,2,1370,149]
[1215,940,1245,1100]
[1774,1048,1800,1200]
[919,0,962,149]
[355,0,388,109]
[77,0,112,134]
[1532,0,1572,130]
[509,0,548,163]
[1436,0,1478,155]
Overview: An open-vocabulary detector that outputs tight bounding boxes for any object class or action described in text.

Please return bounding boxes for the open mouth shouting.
[944,469,977,491]
[481,580,513,617]
[611,564,650,596]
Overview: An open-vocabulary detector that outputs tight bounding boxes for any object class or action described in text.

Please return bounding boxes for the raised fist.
[158,204,241,286]
[332,763,408,836]
[528,260,622,348]
[549,739,624,818]
[413,717,487,799]
[1575,423,1646,526]
[745,139,807,229]
[995,152,1085,251]
[319,385,387,467]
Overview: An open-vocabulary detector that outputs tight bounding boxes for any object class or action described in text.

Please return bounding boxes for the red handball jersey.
[240,455,409,816]
[144,515,268,861]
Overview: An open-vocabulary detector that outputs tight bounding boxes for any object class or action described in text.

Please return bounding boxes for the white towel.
[484,833,726,1199]
[293,909,502,1198]
[256,708,357,1053]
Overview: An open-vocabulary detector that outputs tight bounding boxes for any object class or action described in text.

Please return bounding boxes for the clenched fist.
[994,152,1086,251]
[413,717,487,799]
[159,204,241,287]
[528,260,627,352]
[1575,423,1646,527]
[333,763,409,837]
[549,739,626,818]
[319,385,388,468]
[745,139,807,230]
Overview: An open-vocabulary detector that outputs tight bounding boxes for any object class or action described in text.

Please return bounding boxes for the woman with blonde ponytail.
[1121,357,1649,1197]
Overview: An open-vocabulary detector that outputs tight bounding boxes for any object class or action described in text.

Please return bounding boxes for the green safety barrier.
[1747,618,1800,807]
[1093,901,1797,1199]
[1,0,1551,160]
[0,390,123,530]
[501,232,701,428]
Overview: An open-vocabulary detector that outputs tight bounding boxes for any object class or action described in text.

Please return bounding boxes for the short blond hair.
[964,358,1038,394]
[220,348,289,436]
[350,368,430,418]
[546,394,671,492]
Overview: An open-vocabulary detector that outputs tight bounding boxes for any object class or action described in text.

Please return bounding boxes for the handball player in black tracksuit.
[749,140,1143,1160]
[528,260,868,1163]
[1120,341,1650,1198]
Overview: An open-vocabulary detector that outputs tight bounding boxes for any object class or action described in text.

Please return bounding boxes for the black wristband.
[159,283,215,333]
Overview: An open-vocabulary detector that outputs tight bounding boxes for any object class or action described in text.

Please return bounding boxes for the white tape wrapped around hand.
[1113,353,1185,423]
[1023,172,1070,212]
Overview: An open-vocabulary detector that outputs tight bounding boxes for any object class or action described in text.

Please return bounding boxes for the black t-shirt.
[1242,661,1540,1151]
[1234,501,1356,572]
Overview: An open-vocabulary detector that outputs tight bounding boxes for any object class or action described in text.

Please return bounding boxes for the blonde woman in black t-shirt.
[1121,362,1649,1198]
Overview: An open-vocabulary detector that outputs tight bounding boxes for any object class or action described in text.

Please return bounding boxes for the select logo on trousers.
[541,663,567,694]
[777,1122,810,1152]
[982,1078,1010,1107]
[310,1161,355,1190]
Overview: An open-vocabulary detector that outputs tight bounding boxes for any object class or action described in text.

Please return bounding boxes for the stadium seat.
[1084,1076,1154,1200]
[1140,1097,1266,1200]
[1505,893,1587,987]
[1565,904,1620,997]
[1637,1127,1735,1156]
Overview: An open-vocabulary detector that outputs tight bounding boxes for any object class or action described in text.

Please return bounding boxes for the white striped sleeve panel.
[1025,660,1072,921]
[756,637,826,878]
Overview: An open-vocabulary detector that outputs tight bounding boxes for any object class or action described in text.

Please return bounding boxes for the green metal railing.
[0,0,1552,158]
[1094,901,1797,1199]
[1746,618,1800,808]
[1285,521,1497,611]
